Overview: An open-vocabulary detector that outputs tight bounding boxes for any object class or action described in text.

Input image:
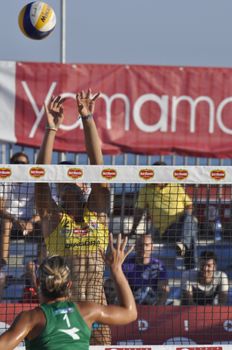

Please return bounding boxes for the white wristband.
[80,114,93,120]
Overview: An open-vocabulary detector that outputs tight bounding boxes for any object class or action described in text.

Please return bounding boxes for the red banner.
[1,62,232,157]
[0,304,231,345]
[110,306,232,345]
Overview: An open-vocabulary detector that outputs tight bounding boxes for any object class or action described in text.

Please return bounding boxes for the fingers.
[124,244,134,259]
[86,88,91,98]
[121,235,128,251]
[116,233,122,251]
[76,94,83,110]
[44,102,49,116]
[109,233,114,253]
[48,95,64,113]
[76,89,100,102]
[91,92,100,101]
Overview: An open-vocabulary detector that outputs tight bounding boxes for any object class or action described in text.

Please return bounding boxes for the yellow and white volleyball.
[18,1,56,40]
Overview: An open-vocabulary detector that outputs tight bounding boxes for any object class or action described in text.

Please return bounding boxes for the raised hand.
[76,88,100,117]
[103,233,134,270]
[44,95,65,130]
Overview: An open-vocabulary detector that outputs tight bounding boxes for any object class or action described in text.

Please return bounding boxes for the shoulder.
[214,270,228,282]
[76,301,101,323]
[150,257,166,269]
[15,307,44,326]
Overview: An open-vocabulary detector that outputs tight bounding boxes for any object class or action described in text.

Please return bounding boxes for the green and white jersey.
[25,301,91,350]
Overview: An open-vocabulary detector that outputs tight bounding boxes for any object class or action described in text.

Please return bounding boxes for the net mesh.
[0,165,231,347]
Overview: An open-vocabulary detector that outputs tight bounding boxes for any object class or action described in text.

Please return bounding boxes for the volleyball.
[18,1,56,40]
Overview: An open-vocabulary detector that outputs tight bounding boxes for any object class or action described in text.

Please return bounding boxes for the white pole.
[60,0,66,63]
[59,0,67,162]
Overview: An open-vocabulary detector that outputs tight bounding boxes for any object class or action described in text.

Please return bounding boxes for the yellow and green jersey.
[45,207,109,256]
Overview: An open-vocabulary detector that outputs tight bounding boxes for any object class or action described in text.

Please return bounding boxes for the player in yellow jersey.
[0,234,137,350]
[35,89,111,344]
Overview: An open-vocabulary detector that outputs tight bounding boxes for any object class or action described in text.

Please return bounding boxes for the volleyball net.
[0,164,232,349]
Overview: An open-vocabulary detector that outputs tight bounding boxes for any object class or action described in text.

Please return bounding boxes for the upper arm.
[218,273,229,304]
[220,272,229,292]
[0,311,34,350]
[96,304,136,326]
[80,302,136,328]
[35,183,58,217]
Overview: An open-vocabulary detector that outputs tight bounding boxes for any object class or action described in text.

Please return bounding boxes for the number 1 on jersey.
[63,313,71,328]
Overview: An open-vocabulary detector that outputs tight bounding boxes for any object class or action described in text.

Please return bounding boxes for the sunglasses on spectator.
[12,160,28,164]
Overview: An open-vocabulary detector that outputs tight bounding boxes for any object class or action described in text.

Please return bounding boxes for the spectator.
[0,234,137,350]
[22,240,47,303]
[104,277,118,305]
[0,152,41,265]
[123,234,169,305]
[130,161,198,270]
[181,250,229,305]
[35,90,111,344]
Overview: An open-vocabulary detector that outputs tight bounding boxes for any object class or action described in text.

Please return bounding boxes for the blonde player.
[0,234,137,350]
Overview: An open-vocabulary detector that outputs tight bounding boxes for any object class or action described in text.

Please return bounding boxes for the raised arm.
[76,90,103,165]
[35,96,64,220]
[76,89,110,214]
[79,234,137,327]
[37,96,64,164]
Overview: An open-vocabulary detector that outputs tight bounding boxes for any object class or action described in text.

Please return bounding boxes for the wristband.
[46,126,58,132]
[80,114,93,120]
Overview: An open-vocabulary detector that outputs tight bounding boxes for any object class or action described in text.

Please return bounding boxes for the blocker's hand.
[44,95,65,130]
[102,233,134,270]
[76,88,100,117]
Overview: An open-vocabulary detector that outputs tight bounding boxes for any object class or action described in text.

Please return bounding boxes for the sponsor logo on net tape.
[173,169,189,180]
[210,169,226,181]
[101,168,117,180]
[139,168,154,180]
[29,166,45,178]
[0,168,11,179]
[67,168,83,180]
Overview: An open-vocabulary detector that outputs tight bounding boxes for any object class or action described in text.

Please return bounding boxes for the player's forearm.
[110,266,137,317]
[82,117,103,165]
[36,129,57,164]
